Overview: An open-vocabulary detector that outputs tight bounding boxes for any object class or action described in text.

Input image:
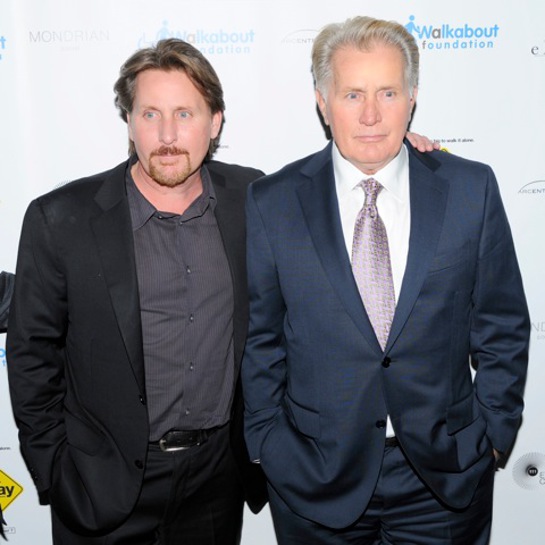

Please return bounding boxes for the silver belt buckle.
[158,430,201,452]
[158,436,190,452]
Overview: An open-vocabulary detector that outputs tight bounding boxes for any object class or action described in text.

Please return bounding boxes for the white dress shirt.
[333,142,411,437]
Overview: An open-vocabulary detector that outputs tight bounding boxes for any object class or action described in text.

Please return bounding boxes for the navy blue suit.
[242,142,529,531]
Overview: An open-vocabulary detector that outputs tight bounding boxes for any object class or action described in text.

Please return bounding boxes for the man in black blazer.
[7,38,266,544]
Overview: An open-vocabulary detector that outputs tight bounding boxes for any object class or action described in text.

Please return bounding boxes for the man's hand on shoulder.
[406,131,440,152]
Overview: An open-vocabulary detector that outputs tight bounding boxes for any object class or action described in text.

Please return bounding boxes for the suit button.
[375,420,386,429]
[134,460,144,469]
[139,395,146,405]
[382,357,391,368]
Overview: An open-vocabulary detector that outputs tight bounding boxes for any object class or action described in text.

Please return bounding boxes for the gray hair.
[311,16,419,98]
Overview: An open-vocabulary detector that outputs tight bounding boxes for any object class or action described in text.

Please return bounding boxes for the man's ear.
[211,111,223,139]
[315,89,329,126]
[410,87,418,115]
[127,113,133,140]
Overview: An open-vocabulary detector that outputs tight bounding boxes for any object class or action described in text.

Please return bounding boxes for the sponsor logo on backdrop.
[513,452,545,491]
[0,33,6,61]
[405,14,499,51]
[531,319,545,341]
[138,21,255,56]
[518,180,545,196]
[281,29,317,46]
[0,469,23,511]
[28,29,110,50]
[531,40,545,56]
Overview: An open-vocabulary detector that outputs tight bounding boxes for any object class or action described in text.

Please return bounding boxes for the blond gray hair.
[312,16,419,98]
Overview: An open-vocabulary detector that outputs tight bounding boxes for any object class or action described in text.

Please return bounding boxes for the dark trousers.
[52,424,244,545]
[269,443,495,545]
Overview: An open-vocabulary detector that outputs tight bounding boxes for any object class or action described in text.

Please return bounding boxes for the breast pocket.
[428,242,470,274]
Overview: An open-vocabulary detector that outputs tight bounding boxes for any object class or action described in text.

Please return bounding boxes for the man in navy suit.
[242,16,530,544]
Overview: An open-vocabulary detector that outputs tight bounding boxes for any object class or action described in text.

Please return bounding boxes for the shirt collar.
[332,142,409,202]
[126,160,216,230]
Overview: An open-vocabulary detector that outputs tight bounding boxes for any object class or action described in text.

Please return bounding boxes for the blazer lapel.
[90,161,145,391]
[296,144,450,354]
[386,149,449,350]
[209,170,248,368]
[296,145,380,351]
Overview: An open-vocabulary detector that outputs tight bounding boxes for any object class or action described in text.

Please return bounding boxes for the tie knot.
[362,178,382,202]
[360,178,382,218]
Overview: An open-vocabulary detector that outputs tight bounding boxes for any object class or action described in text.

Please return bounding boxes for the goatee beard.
[149,146,192,187]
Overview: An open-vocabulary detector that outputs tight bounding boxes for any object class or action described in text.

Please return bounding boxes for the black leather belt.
[385,436,399,448]
[151,428,219,452]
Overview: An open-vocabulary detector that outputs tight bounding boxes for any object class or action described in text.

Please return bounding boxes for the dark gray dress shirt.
[127,166,235,441]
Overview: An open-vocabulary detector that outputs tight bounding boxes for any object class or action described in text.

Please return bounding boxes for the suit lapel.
[296,145,380,351]
[296,144,449,354]
[90,161,145,391]
[386,149,449,350]
[209,169,248,368]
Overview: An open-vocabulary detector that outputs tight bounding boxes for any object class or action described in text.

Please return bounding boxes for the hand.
[405,131,440,152]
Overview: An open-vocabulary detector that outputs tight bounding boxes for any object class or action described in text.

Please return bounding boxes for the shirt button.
[189,314,194,323]
[185,409,190,416]
[376,420,387,429]
[189,362,194,371]
[186,266,191,274]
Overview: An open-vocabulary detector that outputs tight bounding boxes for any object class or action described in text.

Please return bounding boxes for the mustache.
[150,146,189,157]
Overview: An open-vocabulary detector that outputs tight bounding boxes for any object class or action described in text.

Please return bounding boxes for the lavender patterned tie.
[351,178,395,350]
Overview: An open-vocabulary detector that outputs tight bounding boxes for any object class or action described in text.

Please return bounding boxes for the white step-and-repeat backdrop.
[1,1,543,543]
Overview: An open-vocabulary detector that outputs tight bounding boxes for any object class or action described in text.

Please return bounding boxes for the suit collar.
[90,158,146,391]
[207,166,249,367]
[296,144,381,350]
[93,159,131,211]
[90,159,249,387]
[386,143,449,350]
[296,142,449,354]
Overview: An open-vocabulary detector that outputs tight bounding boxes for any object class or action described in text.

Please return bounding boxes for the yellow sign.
[0,469,23,511]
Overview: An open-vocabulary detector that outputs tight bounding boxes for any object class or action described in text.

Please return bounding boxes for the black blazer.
[7,158,267,534]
